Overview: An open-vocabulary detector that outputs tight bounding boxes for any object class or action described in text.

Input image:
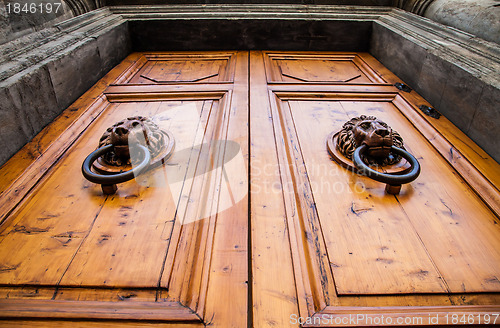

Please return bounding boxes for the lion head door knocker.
[327,115,420,194]
[82,116,175,195]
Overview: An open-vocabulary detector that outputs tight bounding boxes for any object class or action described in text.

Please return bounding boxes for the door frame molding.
[0,299,201,322]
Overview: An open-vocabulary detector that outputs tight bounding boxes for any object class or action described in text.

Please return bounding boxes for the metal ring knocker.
[327,115,421,194]
[81,116,175,195]
[353,144,420,194]
[82,144,151,195]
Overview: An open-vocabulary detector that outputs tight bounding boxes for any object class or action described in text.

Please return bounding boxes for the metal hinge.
[394,82,412,92]
[419,105,441,119]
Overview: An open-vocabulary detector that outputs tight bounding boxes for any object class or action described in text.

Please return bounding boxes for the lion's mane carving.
[337,115,404,166]
[98,116,165,166]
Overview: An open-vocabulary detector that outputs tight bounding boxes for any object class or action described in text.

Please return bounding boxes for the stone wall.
[0,0,104,45]
[0,0,74,45]
[0,8,130,165]
[425,0,500,45]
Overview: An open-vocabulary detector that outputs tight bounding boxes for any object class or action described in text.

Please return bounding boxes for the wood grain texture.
[0,322,203,328]
[308,305,500,327]
[288,99,447,295]
[358,52,500,206]
[340,99,500,293]
[200,50,249,328]
[250,51,300,328]
[264,52,386,84]
[0,299,200,322]
[127,53,236,84]
[59,100,210,288]
[54,288,157,302]
[253,51,500,323]
[1,51,499,327]
[0,51,247,327]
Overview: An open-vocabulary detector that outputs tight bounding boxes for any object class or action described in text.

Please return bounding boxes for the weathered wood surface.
[250,51,301,328]
[251,51,500,325]
[0,51,247,327]
[0,51,499,327]
[288,99,447,295]
[0,323,204,328]
[264,52,385,84]
[0,299,199,321]
[288,99,500,294]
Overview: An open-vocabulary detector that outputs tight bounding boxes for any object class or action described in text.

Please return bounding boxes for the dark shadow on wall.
[130,19,372,51]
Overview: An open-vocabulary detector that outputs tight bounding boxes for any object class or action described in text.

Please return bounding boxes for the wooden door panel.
[337,100,500,293]
[0,98,215,288]
[284,97,500,295]
[0,104,111,285]
[126,53,236,84]
[288,100,446,295]
[264,53,385,83]
[0,51,248,327]
[252,51,500,326]
[62,99,219,288]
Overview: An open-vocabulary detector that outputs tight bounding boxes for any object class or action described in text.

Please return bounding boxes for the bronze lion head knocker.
[82,116,174,195]
[328,115,420,194]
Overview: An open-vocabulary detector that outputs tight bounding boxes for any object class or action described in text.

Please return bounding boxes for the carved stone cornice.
[110,4,391,20]
[0,8,124,82]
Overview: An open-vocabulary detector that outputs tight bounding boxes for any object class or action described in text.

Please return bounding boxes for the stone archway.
[394,0,436,15]
[63,0,103,15]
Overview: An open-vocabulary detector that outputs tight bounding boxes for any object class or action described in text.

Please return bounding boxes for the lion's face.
[353,118,393,159]
[98,116,165,166]
[336,115,404,166]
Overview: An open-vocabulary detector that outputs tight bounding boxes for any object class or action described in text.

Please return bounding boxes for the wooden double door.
[0,51,499,327]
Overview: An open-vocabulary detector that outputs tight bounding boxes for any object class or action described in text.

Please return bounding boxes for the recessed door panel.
[264,53,386,83]
[126,53,235,84]
[0,96,224,286]
[281,97,500,295]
